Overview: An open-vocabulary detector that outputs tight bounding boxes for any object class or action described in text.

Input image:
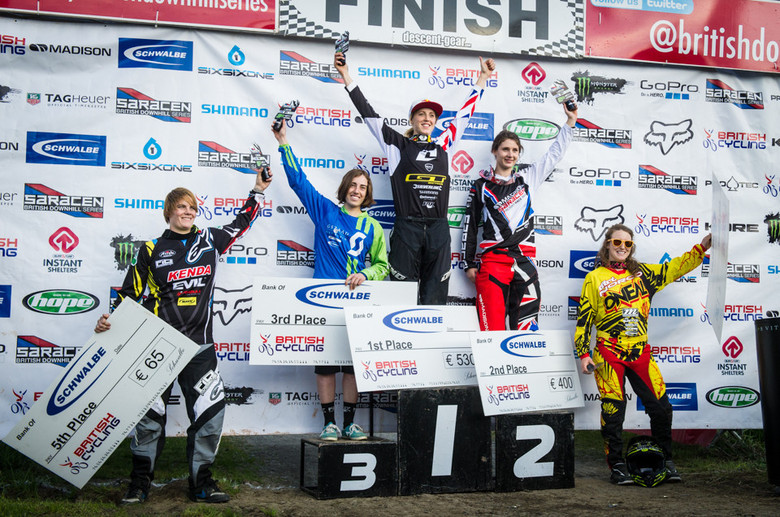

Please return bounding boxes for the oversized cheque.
[345,305,480,391]
[2,299,201,488]
[249,277,416,365]
[470,330,584,416]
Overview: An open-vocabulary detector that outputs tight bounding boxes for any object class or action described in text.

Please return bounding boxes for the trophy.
[335,31,350,65]
[251,143,271,182]
[272,99,299,132]
[550,79,577,111]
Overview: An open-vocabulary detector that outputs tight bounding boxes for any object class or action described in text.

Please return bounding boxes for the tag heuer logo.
[27,93,41,105]
[268,392,282,405]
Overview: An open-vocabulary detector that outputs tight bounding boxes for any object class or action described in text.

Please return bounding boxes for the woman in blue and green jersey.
[272,122,388,441]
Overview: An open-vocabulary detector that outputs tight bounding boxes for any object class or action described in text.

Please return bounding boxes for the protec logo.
[26,131,106,166]
[49,227,79,253]
[118,38,193,71]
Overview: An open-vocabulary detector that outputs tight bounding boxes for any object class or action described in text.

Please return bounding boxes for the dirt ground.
[119,434,779,517]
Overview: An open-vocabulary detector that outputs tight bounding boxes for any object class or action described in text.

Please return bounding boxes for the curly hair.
[596,224,641,276]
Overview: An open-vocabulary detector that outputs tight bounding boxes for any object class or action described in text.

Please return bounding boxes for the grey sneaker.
[665,460,682,482]
[120,485,147,505]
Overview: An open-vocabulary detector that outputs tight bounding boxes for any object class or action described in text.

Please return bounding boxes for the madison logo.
[706,386,760,408]
[212,286,252,326]
[574,204,625,241]
[116,87,191,123]
[705,79,763,109]
[118,38,193,71]
[24,184,104,218]
[503,119,559,141]
[26,131,107,167]
[22,290,98,315]
[279,50,343,83]
[570,71,628,104]
[766,213,780,245]
[638,165,697,195]
[644,119,693,155]
[110,234,146,271]
[573,119,631,149]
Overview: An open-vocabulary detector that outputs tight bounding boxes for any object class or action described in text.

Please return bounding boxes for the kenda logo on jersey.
[295,283,371,310]
[500,333,547,358]
[26,131,106,166]
[46,346,111,416]
[118,38,193,71]
[433,111,494,141]
[383,308,446,333]
[568,250,597,279]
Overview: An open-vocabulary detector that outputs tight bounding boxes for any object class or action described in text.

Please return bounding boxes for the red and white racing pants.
[474,251,540,331]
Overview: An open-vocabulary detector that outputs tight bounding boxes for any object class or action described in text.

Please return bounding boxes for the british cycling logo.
[383,308,446,333]
[703,128,766,151]
[427,65,498,89]
[26,132,107,167]
[574,204,624,241]
[212,286,253,326]
[295,282,370,310]
[705,79,763,109]
[637,165,697,195]
[199,44,274,80]
[116,87,192,123]
[643,119,693,155]
[118,38,193,71]
[570,71,628,105]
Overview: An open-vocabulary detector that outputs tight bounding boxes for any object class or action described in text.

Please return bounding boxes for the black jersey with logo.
[114,192,262,344]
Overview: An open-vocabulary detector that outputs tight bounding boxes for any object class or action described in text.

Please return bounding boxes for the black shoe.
[665,460,682,482]
[189,479,230,503]
[120,485,147,505]
[610,462,634,485]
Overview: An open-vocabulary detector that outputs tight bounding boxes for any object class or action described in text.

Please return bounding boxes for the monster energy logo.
[110,235,145,271]
[577,76,591,97]
[766,213,780,244]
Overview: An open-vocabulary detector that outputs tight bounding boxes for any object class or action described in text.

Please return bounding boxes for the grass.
[0,431,770,515]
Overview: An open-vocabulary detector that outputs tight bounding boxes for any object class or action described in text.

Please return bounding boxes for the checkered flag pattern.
[527,0,584,58]
[280,0,341,39]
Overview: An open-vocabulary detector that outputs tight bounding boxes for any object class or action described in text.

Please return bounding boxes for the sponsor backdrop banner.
[0,0,276,32]
[586,0,780,74]
[0,14,777,438]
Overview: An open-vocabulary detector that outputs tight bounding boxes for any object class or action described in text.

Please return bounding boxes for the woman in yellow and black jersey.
[574,224,711,485]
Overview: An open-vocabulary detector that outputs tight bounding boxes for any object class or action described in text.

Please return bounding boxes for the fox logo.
[574,205,625,241]
[644,119,694,155]
[212,285,252,326]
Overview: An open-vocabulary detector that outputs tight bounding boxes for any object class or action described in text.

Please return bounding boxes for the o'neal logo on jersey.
[405,173,446,185]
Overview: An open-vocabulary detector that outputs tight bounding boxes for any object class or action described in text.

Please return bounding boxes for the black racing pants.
[129,346,226,491]
[388,217,451,305]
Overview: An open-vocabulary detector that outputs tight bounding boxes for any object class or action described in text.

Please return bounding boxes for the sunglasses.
[608,239,633,248]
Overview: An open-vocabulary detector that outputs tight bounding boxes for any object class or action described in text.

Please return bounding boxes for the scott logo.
[706,386,760,408]
[49,227,79,253]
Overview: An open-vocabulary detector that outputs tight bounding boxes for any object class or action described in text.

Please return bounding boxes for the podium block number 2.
[513,424,554,478]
